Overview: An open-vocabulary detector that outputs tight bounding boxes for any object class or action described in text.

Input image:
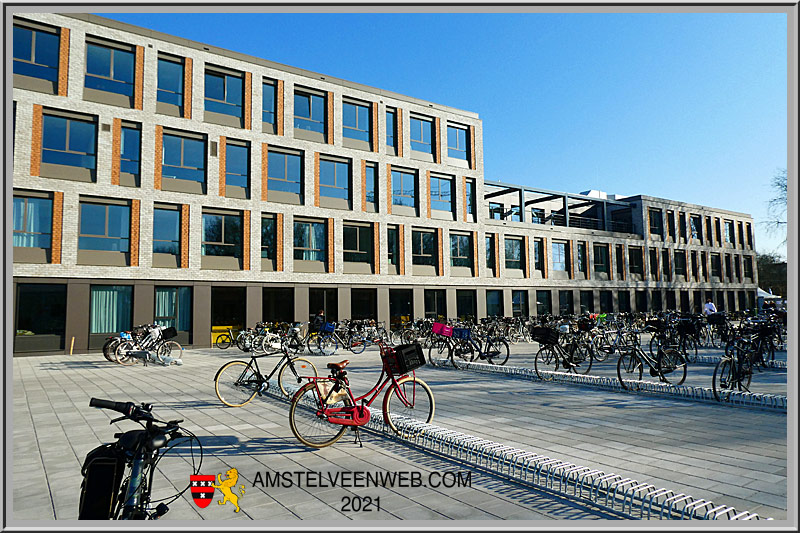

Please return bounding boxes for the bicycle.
[214,348,319,406]
[115,325,183,366]
[617,341,687,391]
[712,342,753,402]
[288,341,434,448]
[79,399,202,520]
[448,327,510,367]
[532,326,593,380]
[214,327,237,350]
[314,321,367,356]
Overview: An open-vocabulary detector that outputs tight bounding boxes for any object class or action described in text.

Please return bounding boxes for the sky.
[96,10,790,258]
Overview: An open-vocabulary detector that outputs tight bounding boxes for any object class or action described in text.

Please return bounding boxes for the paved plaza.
[9,341,791,523]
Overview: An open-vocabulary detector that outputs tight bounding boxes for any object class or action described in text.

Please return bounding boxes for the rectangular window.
[13,195,52,248]
[580,290,594,313]
[691,251,699,279]
[15,283,66,352]
[487,290,504,317]
[552,241,568,271]
[531,208,545,224]
[508,206,521,222]
[89,285,133,334]
[261,216,276,259]
[447,125,468,160]
[267,150,302,195]
[157,56,184,107]
[410,116,433,154]
[715,218,722,245]
[465,179,475,216]
[85,40,134,97]
[319,158,350,201]
[593,244,609,273]
[666,211,676,240]
[536,290,552,315]
[79,201,130,252]
[724,220,735,244]
[674,250,687,276]
[505,237,523,270]
[342,101,371,143]
[202,212,242,257]
[343,224,373,264]
[13,22,59,83]
[650,248,659,278]
[701,251,708,280]
[412,230,437,266]
[154,287,192,332]
[225,142,250,191]
[679,212,687,241]
[489,202,504,220]
[649,209,663,236]
[430,176,453,212]
[486,235,496,270]
[534,238,544,271]
[725,254,733,280]
[293,219,326,261]
[559,290,574,316]
[204,68,243,118]
[690,215,702,240]
[711,253,722,277]
[599,291,614,313]
[706,217,713,244]
[512,290,528,317]
[387,226,399,267]
[618,291,631,313]
[386,108,396,150]
[391,169,417,208]
[737,222,745,249]
[735,255,742,281]
[262,80,276,125]
[364,164,377,206]
[628,247,644,275]
[120,125,141,179]
[294,90,325,133]
[743,256,753,278]
[424,290,446,319]
[651,291,663,311]
[42,113,97,170]
[746,223,753,248]
[162,132,205,183]
[450,233,472,268]
[662,249,671,281]
[616,245,625,276]
[153,206,180,256]
[576,242,587,273]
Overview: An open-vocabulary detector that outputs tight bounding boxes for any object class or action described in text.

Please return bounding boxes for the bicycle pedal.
[649,368,659,377]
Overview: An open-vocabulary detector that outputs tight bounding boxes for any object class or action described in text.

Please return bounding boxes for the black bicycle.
[79,399,202,520]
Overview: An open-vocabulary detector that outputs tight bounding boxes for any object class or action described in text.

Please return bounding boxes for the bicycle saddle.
[326,360,350,371]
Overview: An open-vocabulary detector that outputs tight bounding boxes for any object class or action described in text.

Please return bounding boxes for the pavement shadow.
[35,360,115,370]
[174,435,313,456]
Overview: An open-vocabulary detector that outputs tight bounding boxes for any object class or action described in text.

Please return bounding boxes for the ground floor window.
[351,289,377,320]
[456,290,476,320]
[599,290,613,313]
[512,290,528,317]
[155,286,192,332]
[424,289,446,320]
[618,291,631,313]
[536,290,552,316]
[580,290,594,314]
[558,290,573,315]
[651,291,662,311]
[263,287,294,322]
[486,290,503,317]
[389,289,412,330]
[15,284,66,352]
[90,285,133,334]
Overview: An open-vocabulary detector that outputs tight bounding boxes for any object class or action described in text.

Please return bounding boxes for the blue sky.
[97,11,789,257]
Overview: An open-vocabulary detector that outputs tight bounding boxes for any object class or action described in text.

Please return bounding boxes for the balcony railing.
[608,220,634,234]
[568,214,603,230]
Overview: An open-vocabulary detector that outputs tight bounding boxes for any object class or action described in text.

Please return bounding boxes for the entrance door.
[309,288,338,322]
[211,287,246,342]
[389,289,412,330]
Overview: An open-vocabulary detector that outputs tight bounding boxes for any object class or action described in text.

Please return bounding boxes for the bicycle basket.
[577,318,594,332]
[676,321,696,336]
[706,313,726,326]
[320,322,335,333]
[431,322,453,337]
[452,327,472,340]
[383,343,425,374]
[644,318,664,333]
[161,326,178,340]
[78,444,124,520]
[530,326,559,345]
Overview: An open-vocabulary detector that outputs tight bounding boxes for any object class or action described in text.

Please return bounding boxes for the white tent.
[757,288,781,300]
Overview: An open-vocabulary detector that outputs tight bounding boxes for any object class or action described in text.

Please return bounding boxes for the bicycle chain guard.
[325,405,371,426]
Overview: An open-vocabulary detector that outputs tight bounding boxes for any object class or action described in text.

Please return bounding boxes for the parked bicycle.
[617,340,687,390]
[532,326,592,379]
[114,325,183,366]
[712,342,753,402]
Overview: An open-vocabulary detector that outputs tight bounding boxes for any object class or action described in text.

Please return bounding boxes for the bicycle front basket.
[676,321,696,336]
[321,322,336,333]
[161,326,178,340]
[452,327,471,340]
[530,326,559,345]
[706,313,726,326]
[384,343,426,374]
[431,322,453,337]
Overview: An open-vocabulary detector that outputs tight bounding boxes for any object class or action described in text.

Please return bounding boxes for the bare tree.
[765,168,787,245]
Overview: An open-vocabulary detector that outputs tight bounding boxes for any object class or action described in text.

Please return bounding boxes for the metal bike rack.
[692,355,786,369]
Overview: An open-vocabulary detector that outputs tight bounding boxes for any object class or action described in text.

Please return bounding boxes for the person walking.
[312,309,326,333]
[703,298,717,316]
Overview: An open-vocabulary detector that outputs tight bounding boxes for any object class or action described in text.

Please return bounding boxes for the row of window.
[13,18,474,164]
[648,207,753,250]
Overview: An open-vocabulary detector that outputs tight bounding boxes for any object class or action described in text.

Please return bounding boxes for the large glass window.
[343,224,373,263]
[79,202,130,252]
[154,287,192,332]
[429,176,452,212]
[536,290,552,315]
[594,244,609,273]
[412,231,436,266]
[486,235,495,270]
[262,81,276,125]
[153,207,180,255]
[120,126,140,178]
[343,101,370,143]
[512,290,528,317]
[15,284,67,351]
[162,133,205,182]
[724,220,735,243]
[629,247,644,275]
[465,179,475,216]
[204,70,243,118]
[157,57,184,107]
[225,143,250,189]
[85,42,134,96]
[576,242,587,273]
[710,254,722,277]
[410,116,433,154]
[447,125,468,160]
[534,238,544,271]
[294,90,325,133]
[743,256,753,278]
[387,226,399,268]
[599,290,614,313]
[261,216,276,259]
[508,206,521,222]
[559,290,574,315]
[531,208,545,224]
[267,151,302,194]
[690,215,702,240]
[487,290,503,317]
[505,237,523,270]
[13,24,59,82]
[489,202,504,220]
[202,212,242,257]
[13,196,52,248]
[89,285,133,334]
[365,164,377,206]
[679,213,687,241]
[674,251,687,276]
[42,114,97,169]
[392,169,416,207]
[450,234,472,267]
[319,159,350,200]
[649,209,663,236]
[552,241,567,271]
[294,220,326,261]
[386,109,396,149]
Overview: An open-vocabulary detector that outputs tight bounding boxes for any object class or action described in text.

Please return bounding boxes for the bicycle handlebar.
[89,398,154,421]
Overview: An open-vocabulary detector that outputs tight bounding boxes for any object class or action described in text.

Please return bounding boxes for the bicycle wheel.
[102,338,121,362]
[484,339,510,366]
[214,361,261,407]
[617,351,643,390]
[534,346,559,381]
[591,335,609,362]
[215,333,232,350]
[680,337,698,363]
[157,341,184,363]
[712,358,734,402]
[389,329,404,346]
[569,342,593,375]
[448,340,475,368]
[114,341,138,366]
[383,376,435,438]
[657,348,687,386]
[401,329,417,345]
[317,335,338,356]
[289,382,350,448]
[278,358,318,397]
[348,335,366,354]
[428,339,450,364]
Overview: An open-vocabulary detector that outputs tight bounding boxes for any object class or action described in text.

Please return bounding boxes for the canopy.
[757,288,781,300]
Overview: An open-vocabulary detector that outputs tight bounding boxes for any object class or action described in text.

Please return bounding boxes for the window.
[267,150,302,195]
[225,142,250,192]
[120,125,141,180]
[628,247,644,275]
[508,206,521,222]
[710,254,722,278]
[487,290,504,317]
[746,223,753,248]
[616,245,625,277]
[447,125,468,160]
[79,201,130,252]
[505,237,523,270]
[262,80,276,125]
[512,290,529,317]
[202,212,242,257]
[679,213,687,241]
[162,133,205,182]
[531,208,545,224]
[364,164,377,206]
[15,284,66,352]
[715,218,722,245]
[599,291,613,313]
[319,159,350,201]
[650,248,659,278]
[666,211,676,240]
[737,222,745,249]
[724,220,735,244]
[735,255,742,281]
[489,202,504,220]
[343,224,373,263]
[465,179,475,216]
[13,22,59,83]
[580,290,594,314]
[386,108,397,150]
[649,209,663,236]
[706,217,713,244]
[412,230,436,266]
[90,286,132,334]
[204,68,243,118]
[618,291,631,313]
[743,256,753,278]
[486,235,496,270]
[552,241,567,271]
[674,250,687,276]
[13,196,52,248]
[410,116,433,154]
[690,215,702,240]
[261,216,276,259]
[701,251,708,279]
[343,101,371,143]
[651,291,663,312]
[387,226,399,268]
[293,220,326,261]
[725,254,733,280]
[662,249,671,281]
[154,287,192,335]
[576,242,587,273]
[391,169,417,208]
[593,244,609,273]
[42,113,97,170]
[534,238,544,271]
[294,90,325,133]
[153,207,180,256]
[450,234,472,268]
[157,56,184,107]
[559,291,574,316]
[429,176,452,212]
[85,41,134,97]
[536,290,552,315]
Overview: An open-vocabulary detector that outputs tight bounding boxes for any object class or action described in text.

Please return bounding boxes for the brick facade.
[183,57,192,119]
[57,28,69,97]
[51,192,64,264]
[218,136,227,197]
[130,199,141,267]
[111,118,121,186]
[180,204,190,268]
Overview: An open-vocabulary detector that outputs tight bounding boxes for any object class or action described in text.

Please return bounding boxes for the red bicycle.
[288,341,435,448]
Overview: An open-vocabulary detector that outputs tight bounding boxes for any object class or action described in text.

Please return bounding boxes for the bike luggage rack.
[264,377,770,521]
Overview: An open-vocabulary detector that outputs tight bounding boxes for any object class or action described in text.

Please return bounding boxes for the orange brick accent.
[373,222,380,275]
[57,28,69,96]
[437,228,444,276]
[620,245,627,281]
[608,243,614,281]
[183,58,192,119]
[494,234,501,278]
[585,242,591,280]
[218,137,227,197]
[361,160,367,212]
[242,210,251,270]
[371,102,379,152]
[326,91,334,145]
[276,80,284,135]
[642,246,649,280]
[542,237,548,279]
[653,248,660,281]
[434,117,441,164]
[647,209,653,239]
[180,204,190,268]
[261,143,269,201]
[314,153,321,207]
[275,212,284,272]
[396,109,403,157]
[244,72,252,130]
[462,176,468,221]
[398,224,405,275]
[134,46,144,110]
[30,105,43,176]
[51,192,63,264]
[426,170,432,219]
[568,239,574,279]
[111,118,121,185]
[472,231,479,277]
[524,235,530,278]
[130,199,140,267]
[327,218,335,273]
[154,126,163,190]
[468,125,476,170]
[386,164,392,215]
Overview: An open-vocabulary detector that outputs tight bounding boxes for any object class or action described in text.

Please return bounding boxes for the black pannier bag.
[78,443,125,519]
[161,326,178,340]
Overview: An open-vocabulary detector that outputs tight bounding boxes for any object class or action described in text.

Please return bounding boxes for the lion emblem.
[211,468,246,512]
